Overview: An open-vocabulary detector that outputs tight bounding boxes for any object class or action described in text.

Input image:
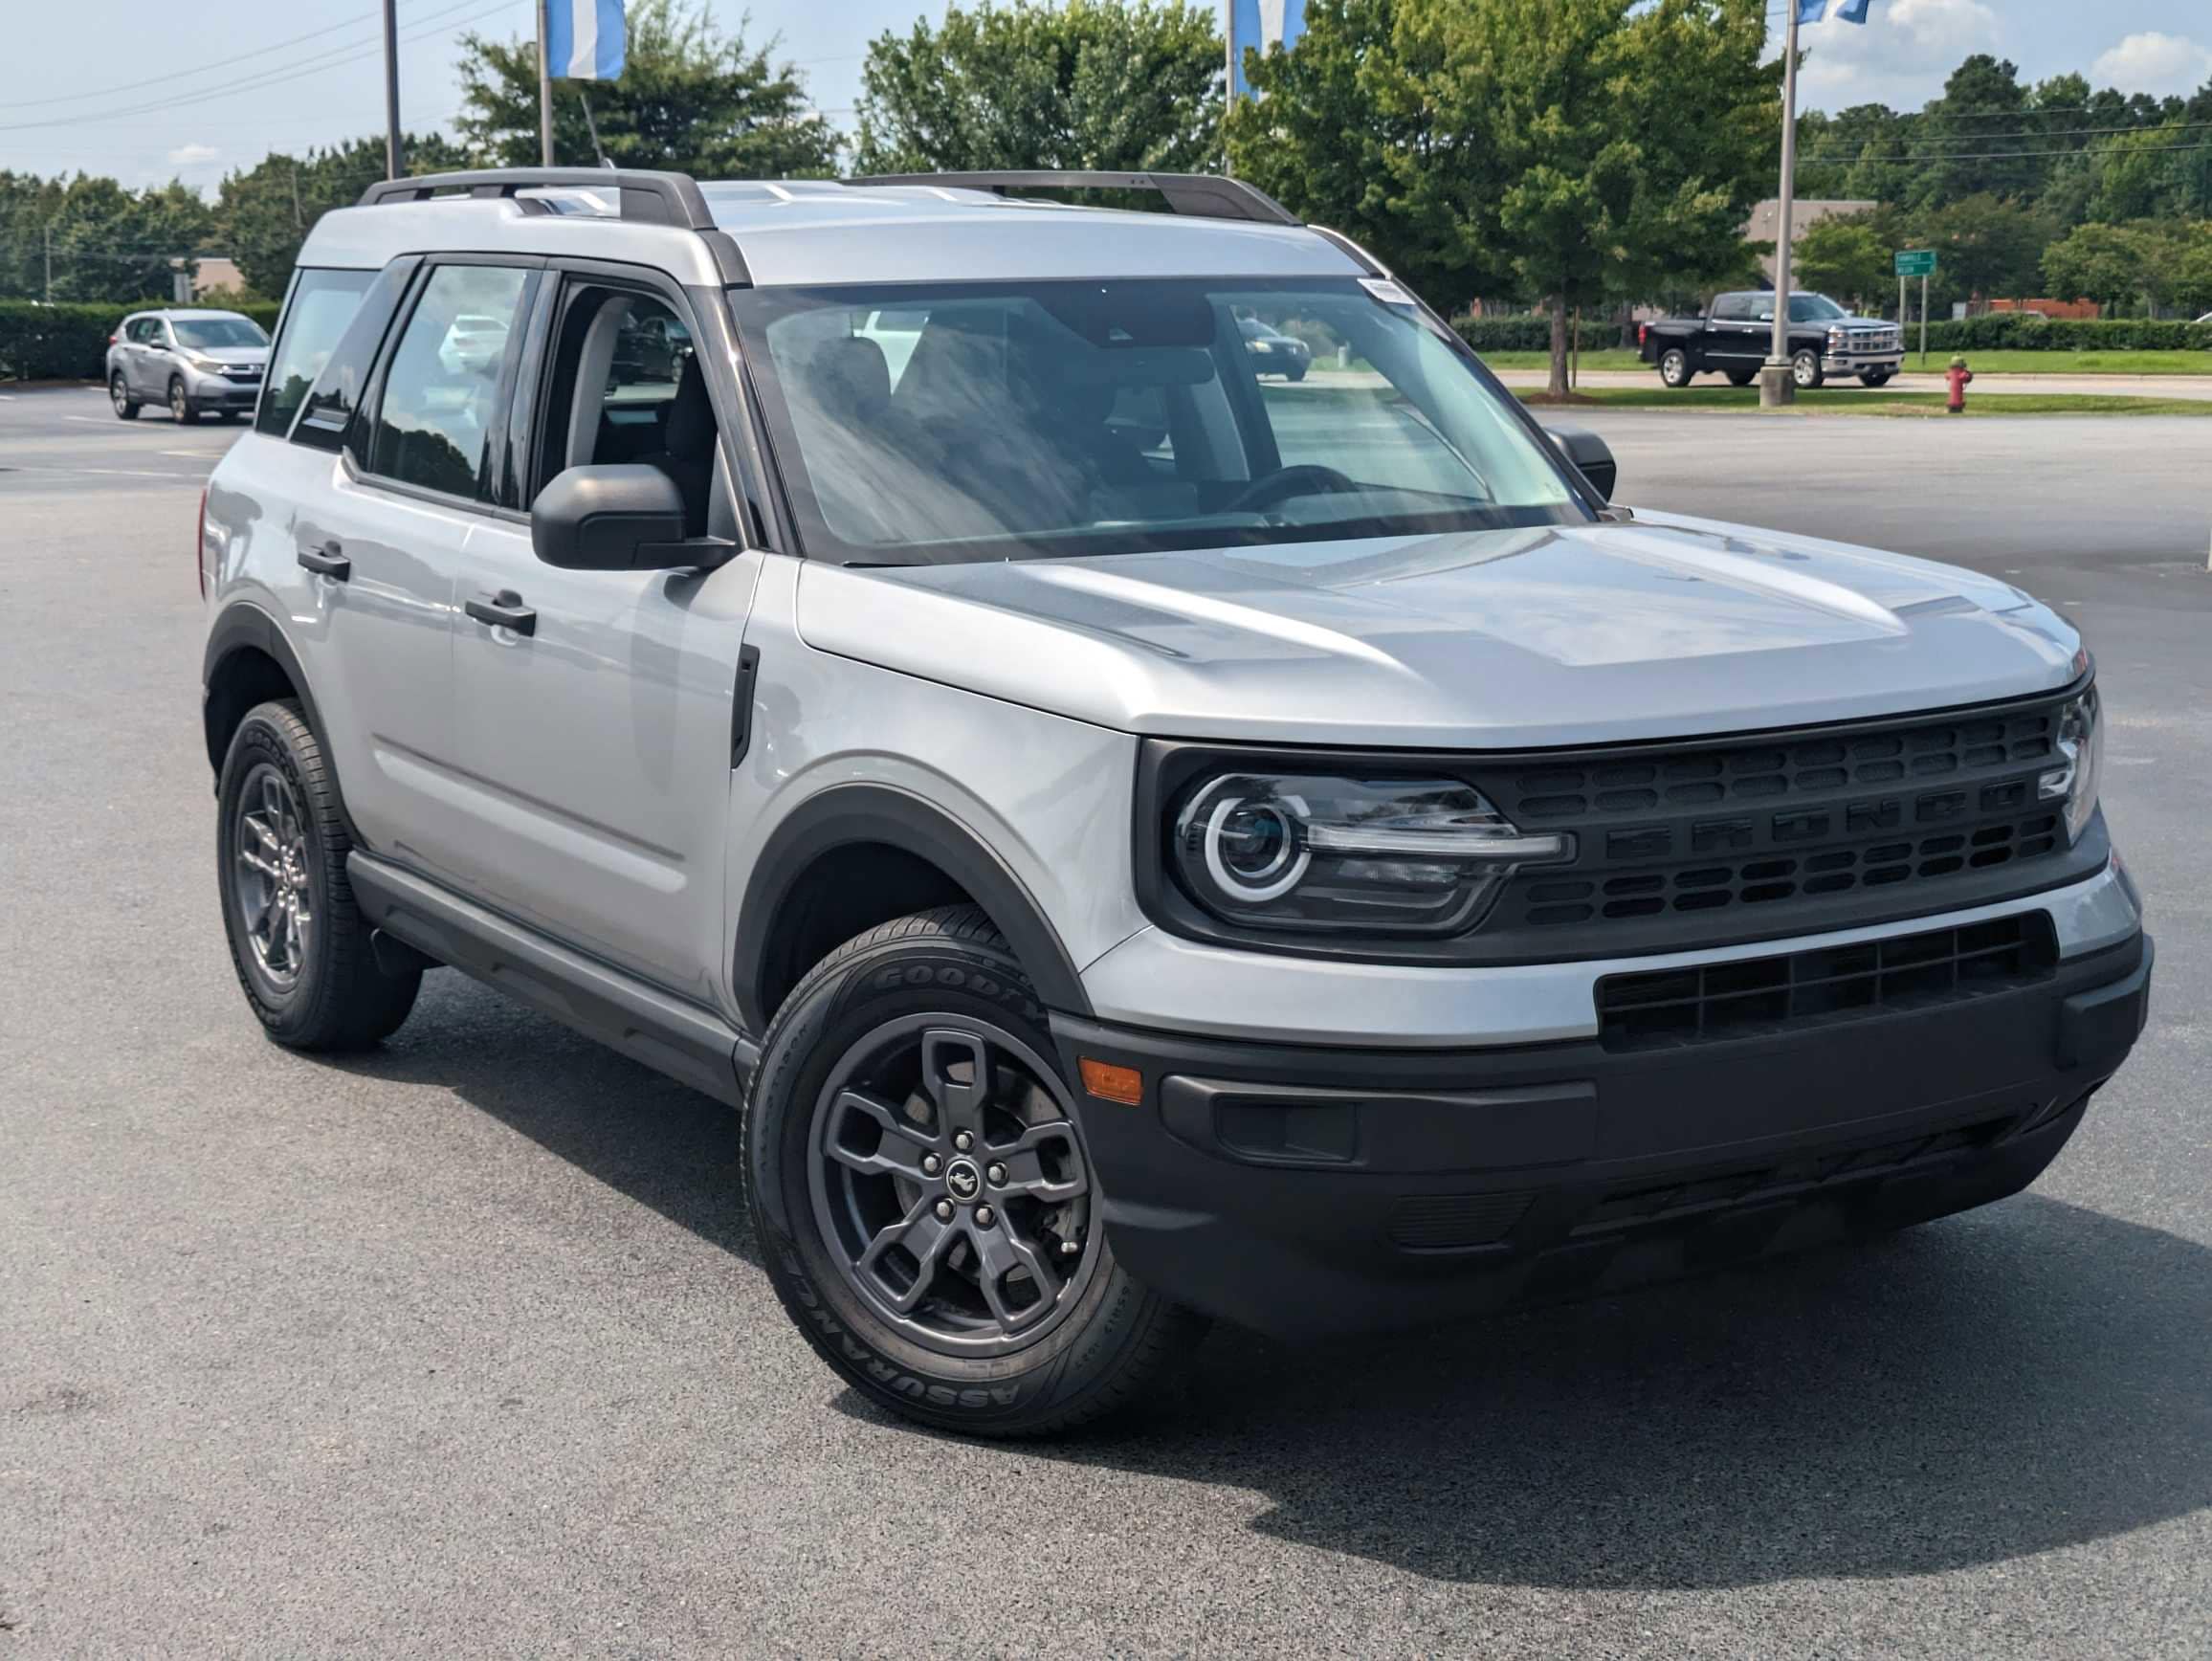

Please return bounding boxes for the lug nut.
[934,1200,955,1223]
[953,1131,974,1153]
[985,1163,1007,1186]
[974,1206,995,1228]
[1060,1239,1080,1256]
[921,1153,941,1176]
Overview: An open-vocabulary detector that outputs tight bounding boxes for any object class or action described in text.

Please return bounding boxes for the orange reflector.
[1079,1058,1144,1105]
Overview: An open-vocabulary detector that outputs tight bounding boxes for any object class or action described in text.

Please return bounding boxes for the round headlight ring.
[1199,791,1311,903]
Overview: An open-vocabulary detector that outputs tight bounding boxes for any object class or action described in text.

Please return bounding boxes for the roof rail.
[353,167,750,285]
[849,170,1300,227]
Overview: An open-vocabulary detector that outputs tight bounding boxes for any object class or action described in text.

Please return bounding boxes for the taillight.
[196,486,209,599]
[1638,322,1648,346]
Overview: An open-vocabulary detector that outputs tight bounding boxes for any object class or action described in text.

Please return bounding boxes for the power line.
[0,0,517,133]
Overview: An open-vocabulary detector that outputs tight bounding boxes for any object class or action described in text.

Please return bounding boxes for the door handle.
[298,541,350,580]
[465,589,537,636]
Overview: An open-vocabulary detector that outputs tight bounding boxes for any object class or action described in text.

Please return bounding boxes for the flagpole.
[382,0,403,179]
[1761,1,1803,409]
[1223,0,1236,175]
[537,0,555,166]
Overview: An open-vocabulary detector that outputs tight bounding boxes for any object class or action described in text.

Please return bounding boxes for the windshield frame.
[727,276,1604,566]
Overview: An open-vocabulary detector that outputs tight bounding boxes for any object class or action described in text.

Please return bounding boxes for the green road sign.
[1894,249,1937,277]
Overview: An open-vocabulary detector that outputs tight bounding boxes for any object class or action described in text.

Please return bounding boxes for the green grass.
[1513,386,2212,415]
[1480,346,2212,375]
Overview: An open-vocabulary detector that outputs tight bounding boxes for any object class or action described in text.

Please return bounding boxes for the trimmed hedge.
[1451,316,1614,353]
[0,297,283,381]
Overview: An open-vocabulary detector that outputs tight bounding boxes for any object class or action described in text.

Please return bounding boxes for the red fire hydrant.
[1945,355,1973,414]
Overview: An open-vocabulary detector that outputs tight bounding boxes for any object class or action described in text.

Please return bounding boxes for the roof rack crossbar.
[356,166,717,231]
[848,170,1300,227]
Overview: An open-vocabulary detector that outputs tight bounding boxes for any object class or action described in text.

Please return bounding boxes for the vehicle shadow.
[846,1194,2212,1590]
[335,972,758,1264]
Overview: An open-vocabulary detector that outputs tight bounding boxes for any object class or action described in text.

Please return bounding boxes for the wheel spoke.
[919,1027,994,1133]
[971,1219,1062,1334]
[824,1089,937,1180]
[856,1199,959,1314]
[988,1119,1089,1204]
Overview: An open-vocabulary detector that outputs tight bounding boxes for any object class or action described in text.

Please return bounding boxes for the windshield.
[1787,294,1847,322]
[730,277,1586,565]
[172,316,269,349]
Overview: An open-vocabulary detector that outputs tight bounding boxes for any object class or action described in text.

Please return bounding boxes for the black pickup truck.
[1639,291,1903,389]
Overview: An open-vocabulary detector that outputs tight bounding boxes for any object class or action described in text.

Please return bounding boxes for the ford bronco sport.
[198,167,2152,1436]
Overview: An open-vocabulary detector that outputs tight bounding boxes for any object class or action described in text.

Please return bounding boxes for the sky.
[6,0,2209,193]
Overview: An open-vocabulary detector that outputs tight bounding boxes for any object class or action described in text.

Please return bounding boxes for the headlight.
[2039,688,2101,844]
[1169,773,1573,936]
[188,355,226,374]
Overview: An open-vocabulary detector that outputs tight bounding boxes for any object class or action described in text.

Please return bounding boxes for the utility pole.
[382,0,404,179]
[1759,2,1803,410]
[44,221,52,303]
[538,0,556,166]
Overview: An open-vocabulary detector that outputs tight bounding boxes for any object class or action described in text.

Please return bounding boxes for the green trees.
[1792,215,1890,313]
[454,0,836,177]
[217,135,466,299]
[853,1,1224,174]
[1231,0,1774,394]
[2044,221,2212,319]
[0,173,215,303]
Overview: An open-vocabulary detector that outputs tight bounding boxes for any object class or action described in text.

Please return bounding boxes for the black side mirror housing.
[531,464,720,571]
[1543,425,1616,502]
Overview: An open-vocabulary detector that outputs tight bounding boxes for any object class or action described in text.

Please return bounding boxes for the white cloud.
[1799,0,2001,111]
[167,142,219,167]
[2090,32,2212,98]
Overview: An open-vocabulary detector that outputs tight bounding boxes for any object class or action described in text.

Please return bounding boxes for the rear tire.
[169,377,201,425]
[110,372,140,419]
[745,905,1203,1437]
[1659,347,1694,388]
[217,699,420,1051]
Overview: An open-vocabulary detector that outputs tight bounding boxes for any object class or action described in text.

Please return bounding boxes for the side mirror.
[1544,425,1616,502]
[530,464,713,571]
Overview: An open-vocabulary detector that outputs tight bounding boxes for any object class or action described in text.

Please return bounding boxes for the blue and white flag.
[1833,0,1871,22]
[1795,0,1827,22]
[546,0,625,80]
[1229,0,1307,97]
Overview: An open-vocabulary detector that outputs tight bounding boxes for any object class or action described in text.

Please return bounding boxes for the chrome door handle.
[465,589,537,636]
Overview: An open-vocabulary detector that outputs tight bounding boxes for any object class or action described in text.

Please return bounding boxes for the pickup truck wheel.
[1860,369,1893,388]
[110,372,140,419]
[217,699,421,1051]
[1659,347,1694,388]
[1791,349,1825,389]
[1725,368,1757,387]
[745,905,1204,1437]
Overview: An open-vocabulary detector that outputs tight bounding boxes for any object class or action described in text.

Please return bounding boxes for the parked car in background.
[1639,291,1903,389]
[107,308,269,423]
[1239,314,1312,379]
[436,313,511,375]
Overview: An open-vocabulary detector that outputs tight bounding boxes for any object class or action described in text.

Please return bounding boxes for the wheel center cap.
[944,1157,982,1203]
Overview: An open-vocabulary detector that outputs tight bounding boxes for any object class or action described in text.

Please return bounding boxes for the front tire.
[110,372,140,419]
[217,699,420,1051]
[1725,368,1757,387]
[169,377,201,424]
[1658,347,1694,388]
[745,906,1203,1437]
[1860,369,1893,388]
[1791,348,1825,389]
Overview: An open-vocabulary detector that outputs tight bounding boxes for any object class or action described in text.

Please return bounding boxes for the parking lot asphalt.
[3,385,2208,1656]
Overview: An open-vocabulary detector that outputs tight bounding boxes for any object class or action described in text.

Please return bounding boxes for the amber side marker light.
[1079,1058,1144,1105]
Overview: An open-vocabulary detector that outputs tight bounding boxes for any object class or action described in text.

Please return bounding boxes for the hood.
[796,516,2083,749]
[194,345,267,366]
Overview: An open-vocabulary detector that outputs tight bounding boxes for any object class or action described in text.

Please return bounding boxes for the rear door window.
[291,258,420,454]
[256,269,379,437]
[365,263,534,501]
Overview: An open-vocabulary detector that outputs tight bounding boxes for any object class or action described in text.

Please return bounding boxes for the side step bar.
[350,852,757,1107]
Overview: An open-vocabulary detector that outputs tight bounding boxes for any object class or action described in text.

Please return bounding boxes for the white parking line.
[159,451,216,460]
[7,464,205,479]
[64,414,112,424]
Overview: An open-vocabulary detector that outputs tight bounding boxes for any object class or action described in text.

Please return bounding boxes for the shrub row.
[0,297,282,381]
[1450,316,1615,353]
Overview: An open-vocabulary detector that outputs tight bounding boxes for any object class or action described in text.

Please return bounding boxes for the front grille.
[1595,912,2058,1052]
[1473,691,2078,947]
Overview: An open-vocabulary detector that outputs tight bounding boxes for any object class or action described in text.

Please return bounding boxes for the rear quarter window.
[255,269,378,438]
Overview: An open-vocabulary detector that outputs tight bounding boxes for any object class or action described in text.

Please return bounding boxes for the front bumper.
[1055,929,2151,1338]
[1824,351,1904,375]
[185,369,262,410]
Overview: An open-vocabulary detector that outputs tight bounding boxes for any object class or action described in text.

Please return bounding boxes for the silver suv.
[197,168,2152,1436]
[109,307,270,423]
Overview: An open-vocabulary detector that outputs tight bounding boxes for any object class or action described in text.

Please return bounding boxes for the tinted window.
[291,258,419,454]
[124,317,156,343]
[256,269,377,437]
[1788,293,1847,322]
[173,316,268,349]
[367,264,531,500]
[1711,295,1751,321]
